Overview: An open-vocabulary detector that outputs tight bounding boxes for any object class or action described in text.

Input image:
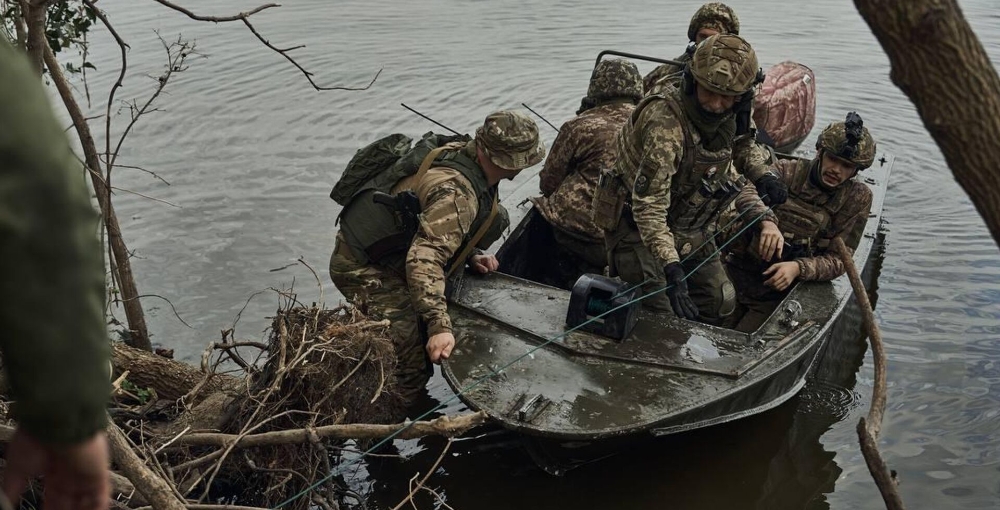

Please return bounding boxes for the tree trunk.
[854,0,1000,247]
[39,41,153,351]
[112,343,235,401]
[23,0,47,73]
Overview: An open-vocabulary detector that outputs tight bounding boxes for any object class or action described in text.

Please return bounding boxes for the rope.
[273,205,773,509]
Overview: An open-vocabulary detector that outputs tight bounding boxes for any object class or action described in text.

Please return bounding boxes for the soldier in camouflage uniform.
[530,59,643,289]
[643,3,740,95]
[330,111,545,405]
[591,34,787,325]
[724,112,877,332]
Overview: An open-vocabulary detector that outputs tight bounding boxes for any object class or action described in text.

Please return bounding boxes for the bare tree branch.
[149,0,382,91]
[175,411,487,448]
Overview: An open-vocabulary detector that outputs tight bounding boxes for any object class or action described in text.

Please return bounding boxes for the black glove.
[755,174,788,206]
[664,262,699,320]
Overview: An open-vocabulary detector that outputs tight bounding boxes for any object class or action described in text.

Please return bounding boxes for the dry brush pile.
[0,299,485,510]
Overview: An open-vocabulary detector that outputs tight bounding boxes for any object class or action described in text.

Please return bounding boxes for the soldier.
[330,111,545,406]
[530,59,643,289]
[725,112,877,332]
[643,2,741,95]
[591,34,786,325]
[1,36,111,509]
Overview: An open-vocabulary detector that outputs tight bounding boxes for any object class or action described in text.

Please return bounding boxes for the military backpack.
[330,131,472,207]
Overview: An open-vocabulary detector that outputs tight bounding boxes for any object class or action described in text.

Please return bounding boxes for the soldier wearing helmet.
[724,112,877,332]
[643,2,740,95]
[531,59,643,289]
[331,110,545,405]
[591,34,783,325]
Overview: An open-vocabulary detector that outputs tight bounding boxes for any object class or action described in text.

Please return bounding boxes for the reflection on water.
[76,0,1000,507]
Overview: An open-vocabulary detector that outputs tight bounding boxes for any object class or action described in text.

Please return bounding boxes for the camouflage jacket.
[397,161,483,337]
[532,101,634,240]
[732,158,873,280]
[615,89,772,265]
[643,51,690,95]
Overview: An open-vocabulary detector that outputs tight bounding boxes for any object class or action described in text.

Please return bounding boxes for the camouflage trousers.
[329,245,431,407]
[605,217,736,324]
[724,256,786,332]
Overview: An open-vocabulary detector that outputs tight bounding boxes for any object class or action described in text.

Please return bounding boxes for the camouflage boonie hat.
[475,110,546,171]
[687,2,740,42]
[689,33,759,96]
[588,58,643,102]
[816,111,877,169]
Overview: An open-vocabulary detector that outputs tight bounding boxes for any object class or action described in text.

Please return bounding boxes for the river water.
[72,0,1000,508]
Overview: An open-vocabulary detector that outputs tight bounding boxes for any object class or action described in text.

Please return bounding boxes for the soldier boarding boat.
[440,150,892,470]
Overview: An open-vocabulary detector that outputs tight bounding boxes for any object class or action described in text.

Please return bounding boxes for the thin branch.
[81,0,129,189]
[390,440,453,510]
[105,162,172,185]
[118,293,193,328]
[109,186,181,208]
[149,0,381,91]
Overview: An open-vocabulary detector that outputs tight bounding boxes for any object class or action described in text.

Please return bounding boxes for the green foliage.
[121,379,154,404]
[1,0,98,74]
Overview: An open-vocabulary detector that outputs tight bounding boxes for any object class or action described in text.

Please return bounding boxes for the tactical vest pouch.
[330,133,413,206]
[592,170,628,231]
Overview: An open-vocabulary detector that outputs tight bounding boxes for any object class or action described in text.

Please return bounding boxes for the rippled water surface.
[74,0,1000,508]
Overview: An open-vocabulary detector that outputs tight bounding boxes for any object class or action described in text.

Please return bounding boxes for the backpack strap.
[446,193,499,279]
[414,141,465,184]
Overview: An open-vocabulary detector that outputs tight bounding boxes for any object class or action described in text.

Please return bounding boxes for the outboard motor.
[566,274,640,341]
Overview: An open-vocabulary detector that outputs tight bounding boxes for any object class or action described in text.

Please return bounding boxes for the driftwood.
[831,237,905,510]
[107,422,186,510]
[111,343,237,401]
[175,412,487,448]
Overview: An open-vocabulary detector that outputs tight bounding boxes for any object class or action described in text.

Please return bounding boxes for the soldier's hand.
[755,174,788,206]
[663,262,700,320]
[469,254,499,274]
[2,428,110,510]
[757,220,784,261]
[426,332,456,364]
[763,261,801,291]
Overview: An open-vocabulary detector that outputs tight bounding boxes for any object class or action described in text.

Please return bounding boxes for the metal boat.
[441,153,893,452]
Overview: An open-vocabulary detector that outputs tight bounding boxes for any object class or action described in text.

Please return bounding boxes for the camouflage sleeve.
[733,180,777,226]
[731,135,773,182]
[642,63,684,94]
[797,184,874,281]
[628,100,684,265]
[405,168,479,337]
[539,121,576,196]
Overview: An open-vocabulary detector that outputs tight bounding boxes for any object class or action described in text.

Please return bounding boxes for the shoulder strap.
[414,142,466,184]
[445,193,499,278]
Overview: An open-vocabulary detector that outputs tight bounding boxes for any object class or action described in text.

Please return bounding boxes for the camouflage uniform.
[643,2,740,94]
[531,59,642,288]
[330,111,544,404]
[725,115,876,331]
[593,34,776,323]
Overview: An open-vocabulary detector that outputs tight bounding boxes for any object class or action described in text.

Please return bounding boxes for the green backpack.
[329,131,471,206]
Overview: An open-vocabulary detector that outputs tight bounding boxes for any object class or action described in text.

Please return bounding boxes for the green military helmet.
[588,58,643,102]
[476,110,547,171]
[687,2,740,42]
[816,111,877,169]
[688,33,759,96]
